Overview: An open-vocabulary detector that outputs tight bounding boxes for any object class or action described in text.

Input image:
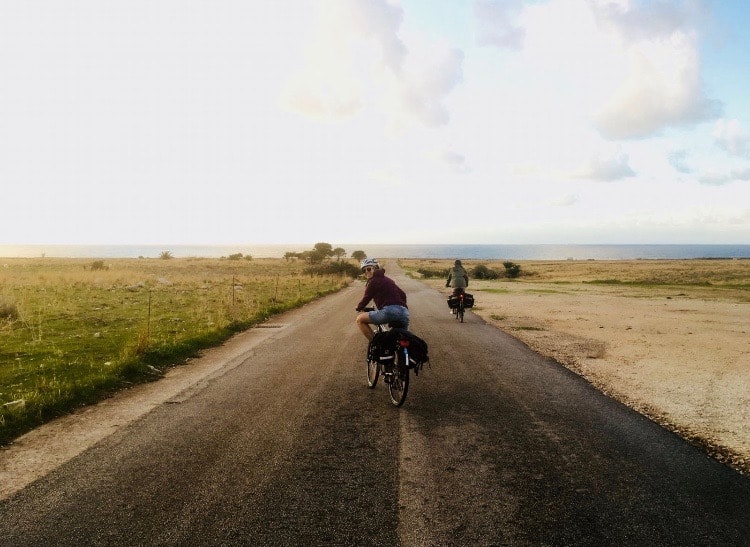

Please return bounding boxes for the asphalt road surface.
[1,265,749,546]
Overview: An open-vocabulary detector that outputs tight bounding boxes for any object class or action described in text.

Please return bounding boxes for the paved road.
[1,265,749,545]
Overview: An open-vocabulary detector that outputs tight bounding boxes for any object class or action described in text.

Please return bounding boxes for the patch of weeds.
[490,314,506,321]
[510,326,545,331]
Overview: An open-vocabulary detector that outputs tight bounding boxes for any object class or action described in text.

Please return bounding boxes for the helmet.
[455,259,462,266]
[360,258,380,271]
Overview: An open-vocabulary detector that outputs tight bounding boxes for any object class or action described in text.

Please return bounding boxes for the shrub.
[503,261,522,278]
[471,264,499,280]
[225,253,251,261]
[305,261,360,278]
[0,301,19,320]
[90,260,108,271]
[159,251,174,260]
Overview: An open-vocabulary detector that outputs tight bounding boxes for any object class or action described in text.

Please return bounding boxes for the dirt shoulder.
[404,259,750,475]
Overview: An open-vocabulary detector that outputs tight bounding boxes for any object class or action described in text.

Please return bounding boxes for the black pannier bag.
[369,330,429,374]
[447,293,475,308]
[369,330,398,363]
[403,331,429,374]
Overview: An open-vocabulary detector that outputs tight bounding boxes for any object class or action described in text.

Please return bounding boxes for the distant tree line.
[285,242,366,278]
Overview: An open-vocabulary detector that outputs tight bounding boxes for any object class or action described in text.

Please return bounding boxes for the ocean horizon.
[1,243,749,260]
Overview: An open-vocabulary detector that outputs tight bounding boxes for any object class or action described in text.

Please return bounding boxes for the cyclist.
[446,259,469,314]
[355,258,409,342]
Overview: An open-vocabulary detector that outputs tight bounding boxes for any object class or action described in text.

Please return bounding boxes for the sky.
[1,0,749,246]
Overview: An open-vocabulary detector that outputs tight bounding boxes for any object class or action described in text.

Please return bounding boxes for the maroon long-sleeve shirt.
[356,269,408,311]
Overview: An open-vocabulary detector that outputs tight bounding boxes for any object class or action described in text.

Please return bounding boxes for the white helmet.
[360,258,380,271]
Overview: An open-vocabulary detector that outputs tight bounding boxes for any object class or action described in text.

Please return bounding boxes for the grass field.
[0,257,355,445]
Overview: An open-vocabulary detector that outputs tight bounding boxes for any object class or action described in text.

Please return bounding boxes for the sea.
[1,244,749,260]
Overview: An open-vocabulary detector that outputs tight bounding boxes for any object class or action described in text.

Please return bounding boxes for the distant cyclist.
[446,259,469,296]
[355,258,409,342]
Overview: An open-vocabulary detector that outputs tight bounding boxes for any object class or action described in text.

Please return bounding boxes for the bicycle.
[449,290,466,322]
[454,291,465,323]
[361,307,411,407]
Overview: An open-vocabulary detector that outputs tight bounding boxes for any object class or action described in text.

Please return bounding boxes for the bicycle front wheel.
[388,352,410,407]
[366,358,380,388]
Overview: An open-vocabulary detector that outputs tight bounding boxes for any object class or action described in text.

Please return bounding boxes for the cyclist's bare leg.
[356,312,375,342]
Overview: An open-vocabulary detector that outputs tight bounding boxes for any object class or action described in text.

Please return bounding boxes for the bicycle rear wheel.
[388,351,410,407]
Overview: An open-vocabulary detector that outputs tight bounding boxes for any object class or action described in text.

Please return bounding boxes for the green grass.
[0,257,354,445]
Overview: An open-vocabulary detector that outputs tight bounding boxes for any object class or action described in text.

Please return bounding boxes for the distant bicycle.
[448,290,473,323]
[362,307,428,407]
[453,291,466,322]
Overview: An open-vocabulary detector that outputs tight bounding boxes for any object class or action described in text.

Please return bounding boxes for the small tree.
[351,250,366,261]
[332,247,346,260]
[503,261,521,278]
[159,251,174,260]
[313,242,334,258]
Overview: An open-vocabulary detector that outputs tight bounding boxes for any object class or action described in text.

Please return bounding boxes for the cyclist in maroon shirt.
[355,258,409,342]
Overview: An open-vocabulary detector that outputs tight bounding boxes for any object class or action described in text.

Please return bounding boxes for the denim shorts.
[369,305,410,329]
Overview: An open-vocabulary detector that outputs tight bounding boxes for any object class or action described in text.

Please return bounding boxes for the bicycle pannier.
[403,332,429,373]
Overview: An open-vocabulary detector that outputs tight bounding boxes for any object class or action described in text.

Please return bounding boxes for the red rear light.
[399,340,410,347]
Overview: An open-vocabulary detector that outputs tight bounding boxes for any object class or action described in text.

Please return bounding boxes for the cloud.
[283,0,462,129]
[698,165,750,186]
[549,194,579,207]
[396,47,464,128]
[731,167,750,181]
[577,152,636,181]
[439,149,471,173]
[282,0,405,121]
[668,149,693,173]
[713,118,750,157]
[474,0,525,50]
[591,0,703,42]
[592,0,721,139]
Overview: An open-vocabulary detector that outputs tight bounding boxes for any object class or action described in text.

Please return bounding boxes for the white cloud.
[283,0,463,130]
[591,0,721,139]
[576,152,636,181]
[713,118,750,157]
[395,47,464,128]
[731,167,750,181]
[549,194,579,207]
[698,172,731,186]
[438,149,471,173]
[474,0,525,50]
[668,149,693,173]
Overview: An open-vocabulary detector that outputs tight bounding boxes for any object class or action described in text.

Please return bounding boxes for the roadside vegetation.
[406,260,523,280]
[0,251,360,445]
[400,258,750,298]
